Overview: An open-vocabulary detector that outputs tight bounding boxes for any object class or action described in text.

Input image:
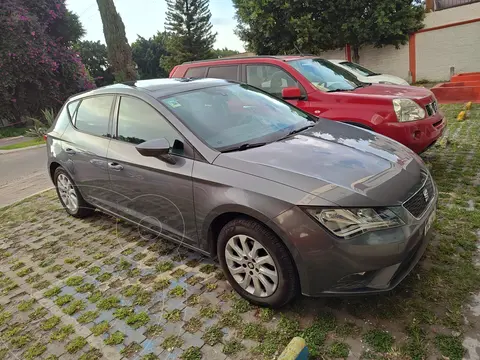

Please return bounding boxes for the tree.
[0,0,94,124]
[212,47,240,58]
[132,32,170,79]
[326,0,425,62]
[96,0,136,82]
[232,0,424,62]
[74,40,114,87]
[161,0,217,73]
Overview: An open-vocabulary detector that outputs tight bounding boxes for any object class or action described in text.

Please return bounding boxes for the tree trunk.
[96,0,136,82]
[352,46,360,63]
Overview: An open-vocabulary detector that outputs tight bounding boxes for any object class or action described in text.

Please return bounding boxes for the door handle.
[65,148,76,155]
[108,162,124,171]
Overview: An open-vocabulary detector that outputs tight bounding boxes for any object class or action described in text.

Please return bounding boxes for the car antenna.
[294,44,304,57]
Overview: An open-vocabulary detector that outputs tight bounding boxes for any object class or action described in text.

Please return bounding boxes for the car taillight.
[43,134,48,141]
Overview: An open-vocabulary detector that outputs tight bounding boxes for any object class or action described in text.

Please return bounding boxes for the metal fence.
[434,0,480,10]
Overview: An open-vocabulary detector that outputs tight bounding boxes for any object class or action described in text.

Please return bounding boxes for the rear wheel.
[217,218,299,308]
[54,167,94,218]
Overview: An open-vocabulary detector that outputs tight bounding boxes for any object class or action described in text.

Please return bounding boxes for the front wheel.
[217,218,299,308]
[54,167,94,218]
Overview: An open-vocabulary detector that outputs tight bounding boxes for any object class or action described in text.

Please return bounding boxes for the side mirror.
[282,87,302,100]
[135,138,176,164]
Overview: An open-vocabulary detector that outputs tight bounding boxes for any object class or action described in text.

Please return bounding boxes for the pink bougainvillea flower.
[31,31,35,36]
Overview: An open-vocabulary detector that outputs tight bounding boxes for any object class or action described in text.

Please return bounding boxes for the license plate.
[425,209,436,235]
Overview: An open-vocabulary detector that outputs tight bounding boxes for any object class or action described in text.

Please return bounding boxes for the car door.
[107,95,198,246]
[244,64,309,109]
[60,94,115,210]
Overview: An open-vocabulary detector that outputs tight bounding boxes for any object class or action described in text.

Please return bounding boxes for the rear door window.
[206,66,239,81]
[246,65,297,97]
[75,95,114,137]
[185,66,207,78]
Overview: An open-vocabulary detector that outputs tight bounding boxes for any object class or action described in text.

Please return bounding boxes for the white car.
[329,59,410,86]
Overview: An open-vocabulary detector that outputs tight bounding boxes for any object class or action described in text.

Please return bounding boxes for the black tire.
[217,218,299,308]
[54,167,94,218]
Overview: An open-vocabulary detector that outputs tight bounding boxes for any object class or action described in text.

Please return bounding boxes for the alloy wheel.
[57,174,78,213]
[225,234,278,297]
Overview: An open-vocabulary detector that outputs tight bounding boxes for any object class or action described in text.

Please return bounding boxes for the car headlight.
[379,81,396,85]
[393,98,426,122]
[305,208,404,239]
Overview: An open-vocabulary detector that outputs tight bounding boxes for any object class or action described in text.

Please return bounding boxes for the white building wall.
[416,21,480,81]
[318,2,480,82]
[358,45,410,81]
[319,48,345,60]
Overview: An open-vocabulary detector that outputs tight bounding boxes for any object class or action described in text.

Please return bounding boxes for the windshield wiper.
[278,124,315,140]
[221,142,267,153]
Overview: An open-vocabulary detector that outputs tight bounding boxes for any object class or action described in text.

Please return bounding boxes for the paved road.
[0,146,52,208]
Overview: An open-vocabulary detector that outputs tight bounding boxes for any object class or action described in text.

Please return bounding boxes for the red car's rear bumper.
[375,112,446,153]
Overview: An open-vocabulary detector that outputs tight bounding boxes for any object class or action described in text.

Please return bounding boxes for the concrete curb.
[0,143,46,155]
[0,135,24,142]
[278,337,309,360]
[0,186,54,210]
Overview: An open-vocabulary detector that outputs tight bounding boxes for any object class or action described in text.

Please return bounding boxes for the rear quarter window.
[74,95,114,137]
[185,66,207,78]
[206,66,239,81]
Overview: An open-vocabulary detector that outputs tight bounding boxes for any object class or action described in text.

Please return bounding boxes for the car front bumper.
[271,189,437,297]
[376,111,446,154]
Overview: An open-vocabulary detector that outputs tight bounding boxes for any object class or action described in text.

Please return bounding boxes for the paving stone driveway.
[0,191,291,360]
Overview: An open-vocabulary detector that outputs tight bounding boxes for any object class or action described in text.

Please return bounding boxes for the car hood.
[353,83,432,101]
[214,119,426,207]
[365,74,409,86]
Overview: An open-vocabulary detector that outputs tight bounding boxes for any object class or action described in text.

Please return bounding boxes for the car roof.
[181,55,319,65]
[69,78,234,101]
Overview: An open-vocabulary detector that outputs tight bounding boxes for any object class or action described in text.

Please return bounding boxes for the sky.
[66,0,246,51]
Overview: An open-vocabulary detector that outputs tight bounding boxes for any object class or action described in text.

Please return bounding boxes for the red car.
[170,56,445,153]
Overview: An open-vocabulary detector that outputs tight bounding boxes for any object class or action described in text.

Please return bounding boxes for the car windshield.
[289,58,363,92]
[340,61,379,77]
[160,84,314,152]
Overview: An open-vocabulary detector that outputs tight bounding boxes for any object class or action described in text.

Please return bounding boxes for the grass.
[104,331,125,345]
[41,316,61,330]
[181,346,202,360]
[0,126,27,138]
[66,336,87,353]
[202,326,223,346]
[125,311,150,329]
[363,329,395,353]
[51,325,75,341]
[435,335,465,360]
[63,300,86,315]
[44,286,61,298]
[0,137,44,150]
[96,296,120,310]
[91,321,110,336]
[184,317,202,333]
[164,309,182,322]
[24,342,47,359]
[162,335,184,350]
[77,310,99,324]
[223,339,245,355]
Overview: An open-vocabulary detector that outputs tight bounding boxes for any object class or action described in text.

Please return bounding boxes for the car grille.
[425,100,438,117]
[403,172,435,218]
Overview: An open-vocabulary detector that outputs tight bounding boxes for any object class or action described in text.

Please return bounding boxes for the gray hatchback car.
[47,78,437,307]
